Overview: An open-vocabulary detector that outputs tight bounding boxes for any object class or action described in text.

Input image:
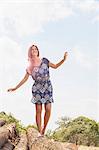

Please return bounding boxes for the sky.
[0,0,99,131]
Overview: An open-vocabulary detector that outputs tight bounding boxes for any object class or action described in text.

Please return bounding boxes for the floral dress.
[31,57,54,104]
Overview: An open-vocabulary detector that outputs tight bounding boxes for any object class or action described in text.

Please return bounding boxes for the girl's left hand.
[63,52,68,61]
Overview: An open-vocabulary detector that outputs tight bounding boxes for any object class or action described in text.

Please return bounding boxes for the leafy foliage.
[1,112,99,147]
[26,124,37,130]
[0,112,26,134]
[47,116,99,147]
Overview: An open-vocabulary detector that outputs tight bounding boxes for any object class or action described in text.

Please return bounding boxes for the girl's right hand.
[7,88,17,92]
[63,52,68,61]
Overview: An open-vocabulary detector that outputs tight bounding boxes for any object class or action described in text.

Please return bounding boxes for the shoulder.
[42,57,49,63]
[42,57,50,67]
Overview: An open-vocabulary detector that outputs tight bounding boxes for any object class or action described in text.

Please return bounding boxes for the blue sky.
[0,0,99,130]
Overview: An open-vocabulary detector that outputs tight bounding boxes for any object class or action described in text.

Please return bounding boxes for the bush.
[48,116,99,147]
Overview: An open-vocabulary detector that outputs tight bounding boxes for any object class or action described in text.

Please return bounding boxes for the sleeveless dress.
[31,57,54,104]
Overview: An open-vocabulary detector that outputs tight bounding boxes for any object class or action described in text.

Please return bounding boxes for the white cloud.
[0,36,24,66]
[70,0,99,13]
[0,0,98,39]
[70,0,99,23]
[0,0,73,38]
[0,36,32,126]
[0,36,28,88]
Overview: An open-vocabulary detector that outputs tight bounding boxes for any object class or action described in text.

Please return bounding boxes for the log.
[0,120,6,127]
[30,138,67,150]
[1,140,15,150]
[6,123,16,139]
[27,127,66,150]
[26,127,38,149]
[78,145,99,150]
[0,123,16,148]
[14,132,28,150]
[62,143,78,150]
[0,128,10,148]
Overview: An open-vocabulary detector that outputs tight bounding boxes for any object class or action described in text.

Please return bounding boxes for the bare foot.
[37,132,44,138]
[41,126,45,135]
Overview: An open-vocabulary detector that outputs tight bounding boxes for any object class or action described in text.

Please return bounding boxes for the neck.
[32,56,39,60]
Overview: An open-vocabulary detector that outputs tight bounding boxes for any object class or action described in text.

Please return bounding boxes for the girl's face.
[31,46,39,57]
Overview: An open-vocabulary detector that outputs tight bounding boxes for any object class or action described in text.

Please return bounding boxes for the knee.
[36,108,42,114]
[45,107,51,113]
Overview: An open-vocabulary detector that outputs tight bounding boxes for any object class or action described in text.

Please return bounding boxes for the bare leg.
[35,104,42,133]
[41,103,51,135]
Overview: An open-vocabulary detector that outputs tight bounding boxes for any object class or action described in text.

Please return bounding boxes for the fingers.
[65,51,68,55]
[7,88,15,92]
[64,52,68,57]
[7,89,12,92]
[63,51,68,61]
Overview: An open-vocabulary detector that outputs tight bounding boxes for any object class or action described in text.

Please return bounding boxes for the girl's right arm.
[7,72,29,92]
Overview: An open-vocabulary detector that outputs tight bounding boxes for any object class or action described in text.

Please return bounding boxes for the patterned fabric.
[31,57,54,104]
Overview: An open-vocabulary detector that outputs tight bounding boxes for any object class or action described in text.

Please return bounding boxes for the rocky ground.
[0,119,99,150]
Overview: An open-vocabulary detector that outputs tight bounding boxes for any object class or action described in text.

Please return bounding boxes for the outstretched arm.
[7,72,29,92]
[49,52,68,69]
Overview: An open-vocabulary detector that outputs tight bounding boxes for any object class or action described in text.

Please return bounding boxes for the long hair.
[26,45,40,75]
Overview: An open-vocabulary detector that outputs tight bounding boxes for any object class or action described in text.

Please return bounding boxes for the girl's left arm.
[49,52,68,69]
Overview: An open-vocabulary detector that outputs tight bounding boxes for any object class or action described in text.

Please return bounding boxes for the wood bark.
[14,133,28,150]
[0,123,16,149]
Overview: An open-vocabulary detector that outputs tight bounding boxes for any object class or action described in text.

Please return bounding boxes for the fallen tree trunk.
[26,127,38,149]
[1,140,15,150]
[62,143,78,150]
[14,132,28,150]
[27,127,68,150]
[78,145,99,150]
[0,123,16,149]
[0,128,10,148]
[0,120,6,127]
[0,125,98,150]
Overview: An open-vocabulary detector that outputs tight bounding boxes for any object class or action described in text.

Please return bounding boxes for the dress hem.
[31,97,54,104]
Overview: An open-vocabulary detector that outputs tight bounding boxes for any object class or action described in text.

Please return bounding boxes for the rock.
[27,127,74,150]
[0,123,16,148]
[0,120,6,127]
[1,140,15,150]
[14,132,28,150]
